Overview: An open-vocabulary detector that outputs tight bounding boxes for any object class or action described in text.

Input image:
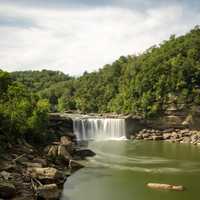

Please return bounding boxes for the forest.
[1,26,200,146]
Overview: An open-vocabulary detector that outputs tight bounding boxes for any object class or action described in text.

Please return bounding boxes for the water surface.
[61,140,200,200]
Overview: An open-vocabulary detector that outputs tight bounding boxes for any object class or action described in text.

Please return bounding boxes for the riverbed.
[61,140,200,200]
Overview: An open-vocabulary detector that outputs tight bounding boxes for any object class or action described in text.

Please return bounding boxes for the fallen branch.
[31,178,37,191]
[33,178,43,187]
[12,153,26,163]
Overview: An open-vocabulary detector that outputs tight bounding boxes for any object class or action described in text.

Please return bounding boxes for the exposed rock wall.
[48,113,75,141]
[126,108,200,137]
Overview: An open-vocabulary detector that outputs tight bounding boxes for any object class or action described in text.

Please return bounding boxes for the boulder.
[36,184,60,200]
[69,160,84,172]
[142,133,150,138]
[0,181,16,199]
[57,145,72,161]
[180,137,191,144]
[152,135,163,141]
[74,149,96,159]
[191,134,199,144]
[171,132,179,139]
[28,167,63,181]
[136,134,143,140]
[144,136,153,140]
[163,133,171,140]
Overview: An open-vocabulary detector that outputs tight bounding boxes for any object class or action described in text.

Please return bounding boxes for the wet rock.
[0,181,16,199]
[152,135,163,140]
[69,160,84,172]
[74,149,96,159]
[58,145,72,161]
[37,184,60,200]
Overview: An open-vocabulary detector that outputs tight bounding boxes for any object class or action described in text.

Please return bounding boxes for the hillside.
[10,26,200,117]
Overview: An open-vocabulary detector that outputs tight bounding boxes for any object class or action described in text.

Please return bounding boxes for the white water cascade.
[73,118,126,140]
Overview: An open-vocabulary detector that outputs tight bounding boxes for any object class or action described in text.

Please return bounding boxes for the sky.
[0,0,199,75]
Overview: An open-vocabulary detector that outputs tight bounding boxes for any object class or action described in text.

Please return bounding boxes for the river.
[61,140,200,200]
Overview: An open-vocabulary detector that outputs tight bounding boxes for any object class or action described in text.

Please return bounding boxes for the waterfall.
[73,118,126,140]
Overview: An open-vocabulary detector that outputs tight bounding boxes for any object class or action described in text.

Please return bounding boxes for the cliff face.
[48,113,75,141]
[48,110,200,139]
[126,105,200,137]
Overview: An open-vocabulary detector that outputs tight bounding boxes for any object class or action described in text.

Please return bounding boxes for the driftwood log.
[147,183,184,191]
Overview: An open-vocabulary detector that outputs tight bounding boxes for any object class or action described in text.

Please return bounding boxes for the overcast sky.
[0,0,199,75]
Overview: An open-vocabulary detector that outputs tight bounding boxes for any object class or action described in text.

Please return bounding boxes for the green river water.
[61,140,200,200]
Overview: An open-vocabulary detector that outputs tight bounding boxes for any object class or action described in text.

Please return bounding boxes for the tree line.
[12,26,200,117]
[1,26,200,147]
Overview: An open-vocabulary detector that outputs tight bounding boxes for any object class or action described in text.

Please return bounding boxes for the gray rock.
[191,134,199,144]
[171,132,179,139]
[142,133,150,138]
[180,137,191,144]
[163,133,171,140]
[37,184,60,200]
[74,149,96,159]
[152,135,163,140]
[144,136,153,140]
[136,134,143,140]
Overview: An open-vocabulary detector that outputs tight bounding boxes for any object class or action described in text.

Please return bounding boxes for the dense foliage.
[1,26,200,148]
[8,26,200,118]
[0,70,50,149]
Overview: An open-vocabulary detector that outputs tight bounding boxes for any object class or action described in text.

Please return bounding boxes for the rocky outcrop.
[48,113,75,141]
[133,128,200,145]
[0,132,95,200]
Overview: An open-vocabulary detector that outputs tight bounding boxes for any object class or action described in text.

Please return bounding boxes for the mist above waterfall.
[73,118,126,140]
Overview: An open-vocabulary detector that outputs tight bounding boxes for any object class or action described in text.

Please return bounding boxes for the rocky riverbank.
[0,136,95,200]
[0,113,95,200]
[132,128,200,145]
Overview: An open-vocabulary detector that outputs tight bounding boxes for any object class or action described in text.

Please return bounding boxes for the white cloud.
[0,3,199,75]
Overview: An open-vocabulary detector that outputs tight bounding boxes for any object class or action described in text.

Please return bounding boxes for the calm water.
[61,140,200,200]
